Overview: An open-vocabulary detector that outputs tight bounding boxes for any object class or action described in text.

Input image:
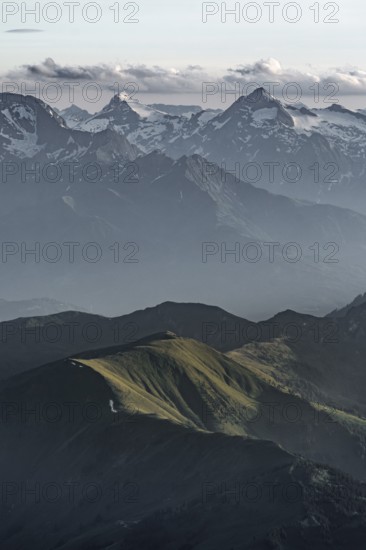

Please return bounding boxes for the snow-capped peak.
[118,91,133,102]
[246,86,276,102]
[220,87,294,127]
[116,94,167,121]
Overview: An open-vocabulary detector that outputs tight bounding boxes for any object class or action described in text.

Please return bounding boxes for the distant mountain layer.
[73,89,366,212]
[328,292,366,317]
[59,104,93,127]
[1,92,366,317]
[149,103,207,117]
[6,90,366,212]
[0,297,85,322]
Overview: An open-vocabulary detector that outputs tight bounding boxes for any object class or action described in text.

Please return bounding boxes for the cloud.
[5,29,44,33]
[230,58,283,76]
[16,58,104,80]
[3,57,366,97]
[4,58,214,94]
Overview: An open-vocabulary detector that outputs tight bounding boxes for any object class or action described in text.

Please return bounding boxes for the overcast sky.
[1,0,366,107]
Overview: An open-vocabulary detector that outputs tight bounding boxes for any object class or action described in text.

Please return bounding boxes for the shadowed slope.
[1,333,366,548]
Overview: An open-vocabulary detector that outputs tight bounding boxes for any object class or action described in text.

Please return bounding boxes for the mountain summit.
[230,87,295,127]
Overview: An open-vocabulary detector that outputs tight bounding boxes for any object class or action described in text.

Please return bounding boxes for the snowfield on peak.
[251,107,279,123]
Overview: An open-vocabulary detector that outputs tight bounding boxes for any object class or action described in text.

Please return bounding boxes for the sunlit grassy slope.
[72,332,366,480]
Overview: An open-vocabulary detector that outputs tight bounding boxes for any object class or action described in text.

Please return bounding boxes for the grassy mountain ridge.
[2,298,366,425]
[1,332,366,548]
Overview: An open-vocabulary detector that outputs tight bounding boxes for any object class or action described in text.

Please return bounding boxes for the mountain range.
[1,298,366,548]
[1,92,366,318]
[0,297,86,322]
[3,36,366,549]
[72,89,366,213]
[7,89,366,214]
[1,297,366,415]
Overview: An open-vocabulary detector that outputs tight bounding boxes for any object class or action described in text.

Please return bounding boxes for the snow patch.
[212,117,231,130]
[109,400,118,414]
[252,107,278,122]
[62,196,76,210]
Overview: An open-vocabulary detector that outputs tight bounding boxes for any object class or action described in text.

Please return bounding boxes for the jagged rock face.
[0,93,67,160]
[0,93,139,165]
